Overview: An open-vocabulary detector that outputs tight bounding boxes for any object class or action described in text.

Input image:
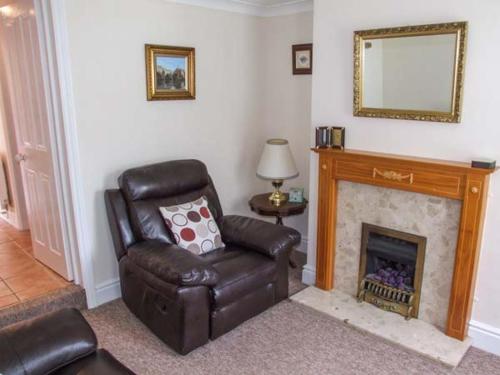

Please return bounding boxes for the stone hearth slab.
[290,286,471,368]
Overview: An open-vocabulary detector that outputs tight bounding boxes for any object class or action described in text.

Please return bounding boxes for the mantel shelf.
[312,148,497,176]
[312,147,497,341]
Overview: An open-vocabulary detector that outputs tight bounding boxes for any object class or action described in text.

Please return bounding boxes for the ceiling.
[167,0,312,17]
[227,0,313,16]
[229,0,307,7]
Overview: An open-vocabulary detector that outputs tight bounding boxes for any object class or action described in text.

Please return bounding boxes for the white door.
[0,0,71,279]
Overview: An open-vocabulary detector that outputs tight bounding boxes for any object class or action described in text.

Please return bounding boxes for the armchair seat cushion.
[207,246,277,308]
[200,245,245,264]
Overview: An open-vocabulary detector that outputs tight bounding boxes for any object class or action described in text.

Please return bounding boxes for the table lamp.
[256,139,299,206]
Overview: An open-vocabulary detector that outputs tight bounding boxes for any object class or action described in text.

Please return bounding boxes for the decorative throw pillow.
[159,196,224,255]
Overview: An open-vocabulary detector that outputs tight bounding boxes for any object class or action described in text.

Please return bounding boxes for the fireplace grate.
[357,223,426,320]
[358,278,415,320]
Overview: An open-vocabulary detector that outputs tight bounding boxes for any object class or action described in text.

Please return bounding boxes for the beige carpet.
[84,299,499,375]
[82,253,500,375]
[0,284,86,329]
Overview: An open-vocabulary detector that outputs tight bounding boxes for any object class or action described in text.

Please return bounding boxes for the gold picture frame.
[353,22,468,123]
[145,44,195,101]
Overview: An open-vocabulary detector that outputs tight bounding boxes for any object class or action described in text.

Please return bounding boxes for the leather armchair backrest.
[118,160,223,243]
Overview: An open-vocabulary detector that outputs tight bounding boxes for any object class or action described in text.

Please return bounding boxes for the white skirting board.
[468,320,500,356]
[299,265,500,356]
[95,278,121,306]
[301,264,316,285]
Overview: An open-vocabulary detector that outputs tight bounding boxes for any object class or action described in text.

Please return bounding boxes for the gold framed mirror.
[353,22,467,123]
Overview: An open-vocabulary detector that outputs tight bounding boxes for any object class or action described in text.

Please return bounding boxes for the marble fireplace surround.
[335,181,461,329]
[313,148,497,340]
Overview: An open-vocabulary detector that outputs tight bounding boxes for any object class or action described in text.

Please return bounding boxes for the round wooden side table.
[248,193,308,268]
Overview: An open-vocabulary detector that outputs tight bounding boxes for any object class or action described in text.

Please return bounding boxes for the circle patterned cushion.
[159,196,224,255]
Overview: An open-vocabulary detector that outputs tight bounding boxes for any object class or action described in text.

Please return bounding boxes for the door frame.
[33,0,97,307]
[0,0,97,307]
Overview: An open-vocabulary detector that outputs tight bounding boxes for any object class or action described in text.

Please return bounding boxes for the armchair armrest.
[219,215,301,259]
[0,308,97,375]
[127,241,219,287]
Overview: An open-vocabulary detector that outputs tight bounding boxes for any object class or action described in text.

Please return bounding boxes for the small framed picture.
[289,188,305,203]
[145,44,195,100]
[292,43,313,75]
[331,127,345,149]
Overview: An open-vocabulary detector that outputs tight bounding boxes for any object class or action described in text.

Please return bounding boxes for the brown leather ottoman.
[0,308,134,375]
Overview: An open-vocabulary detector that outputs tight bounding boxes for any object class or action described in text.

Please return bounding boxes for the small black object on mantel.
[471,159,496,169]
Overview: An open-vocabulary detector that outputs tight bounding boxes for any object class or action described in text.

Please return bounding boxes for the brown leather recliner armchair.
[105,160,301,355]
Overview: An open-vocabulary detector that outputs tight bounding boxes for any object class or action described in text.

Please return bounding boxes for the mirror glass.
[362,34,457,112]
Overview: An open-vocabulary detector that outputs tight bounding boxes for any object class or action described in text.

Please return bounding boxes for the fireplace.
[357,223,426,320]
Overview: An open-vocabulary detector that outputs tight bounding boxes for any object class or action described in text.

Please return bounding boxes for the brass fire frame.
[358,223,427,319]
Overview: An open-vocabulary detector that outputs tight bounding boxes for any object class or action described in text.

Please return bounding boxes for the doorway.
[0,220,68,308]
[0,0,74,309]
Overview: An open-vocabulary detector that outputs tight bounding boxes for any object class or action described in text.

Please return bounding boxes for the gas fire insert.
[357,223,426,320]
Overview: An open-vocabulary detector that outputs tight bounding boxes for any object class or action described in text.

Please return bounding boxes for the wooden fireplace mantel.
[313,148,497,341]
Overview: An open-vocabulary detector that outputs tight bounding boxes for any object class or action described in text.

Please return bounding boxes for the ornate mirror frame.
[353,22,468,123]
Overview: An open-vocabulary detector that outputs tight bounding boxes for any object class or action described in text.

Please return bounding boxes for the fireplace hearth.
[357,223,426,320]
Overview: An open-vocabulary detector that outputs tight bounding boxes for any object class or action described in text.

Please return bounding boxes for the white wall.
[63,0,312,294]
[306,0,500,353]
[259,12,313,241]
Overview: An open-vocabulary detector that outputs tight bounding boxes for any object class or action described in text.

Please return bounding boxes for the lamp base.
[269,180,287,206]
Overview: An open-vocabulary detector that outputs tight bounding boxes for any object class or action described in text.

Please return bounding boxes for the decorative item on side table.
[249,192,308,268]
[289,187,304,203]
[257,139,299,206]
[145,44,195,100]
[292,43,313,75]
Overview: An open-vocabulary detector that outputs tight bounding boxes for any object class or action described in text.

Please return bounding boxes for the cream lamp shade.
[257,139,299,180]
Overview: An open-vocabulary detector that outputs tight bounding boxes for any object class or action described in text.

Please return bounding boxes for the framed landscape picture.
[145,44,195,100]
[292,43,313,75]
